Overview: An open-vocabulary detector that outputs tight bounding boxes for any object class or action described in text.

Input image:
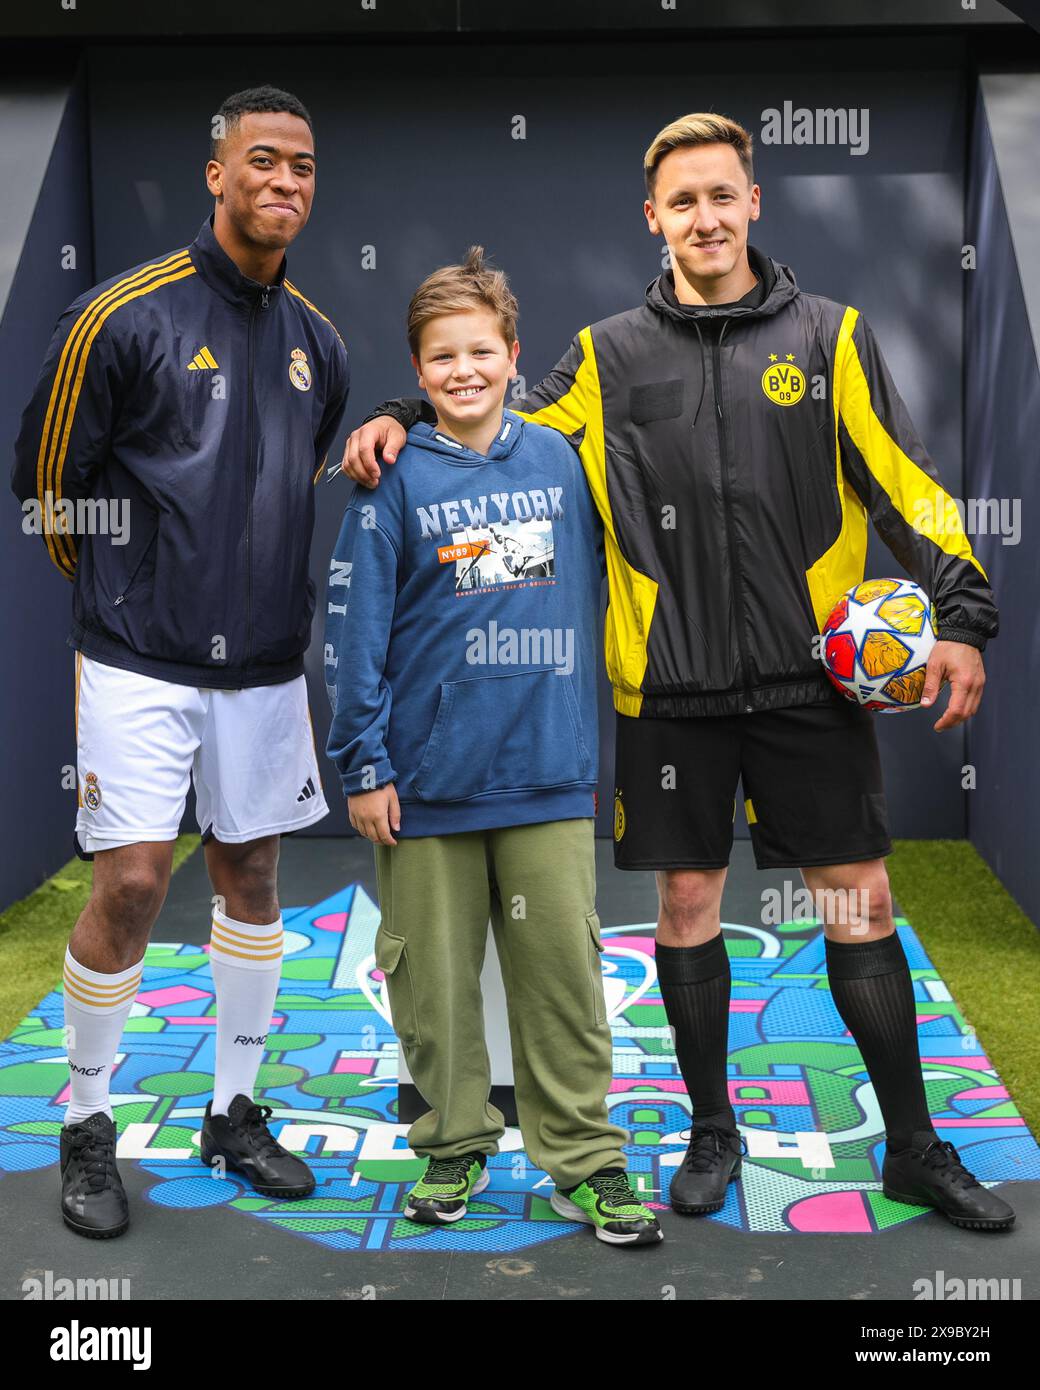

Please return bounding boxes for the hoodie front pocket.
[412,668,593,803]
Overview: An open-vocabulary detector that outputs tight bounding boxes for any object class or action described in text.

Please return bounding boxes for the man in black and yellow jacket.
[12,87,349,1239]
[343,113,1011,1233]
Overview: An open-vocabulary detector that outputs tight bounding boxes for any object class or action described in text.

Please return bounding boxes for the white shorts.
[74,654,329,853]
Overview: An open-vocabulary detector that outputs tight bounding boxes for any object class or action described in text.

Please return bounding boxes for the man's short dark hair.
[211,86,313,160]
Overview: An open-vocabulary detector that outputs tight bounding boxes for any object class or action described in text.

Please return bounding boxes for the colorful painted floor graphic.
[0,883,1035,1252]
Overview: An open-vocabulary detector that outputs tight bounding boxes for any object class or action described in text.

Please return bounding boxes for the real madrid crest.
[761,351,805,407]
[289,347,312,393]
[83,771,102,811]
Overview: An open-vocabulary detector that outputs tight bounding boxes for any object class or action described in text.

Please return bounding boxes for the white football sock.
[62,948,143,1125]
[209,908,283,1117]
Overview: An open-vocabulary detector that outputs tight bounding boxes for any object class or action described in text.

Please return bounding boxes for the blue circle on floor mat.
[0,1141,55,1172]
[147,1175,240,1208]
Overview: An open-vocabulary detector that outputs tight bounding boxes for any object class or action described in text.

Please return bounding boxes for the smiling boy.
[323,247,661,1246]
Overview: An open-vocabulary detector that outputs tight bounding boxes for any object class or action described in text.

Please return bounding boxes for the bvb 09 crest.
[761,352,804,407]
[289,347,312,392]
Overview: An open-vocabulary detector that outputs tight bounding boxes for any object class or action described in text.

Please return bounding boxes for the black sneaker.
[883,1133,1015,1231]
[200,1094,315,1198]
[59,1111,129,1239]
[669,1123,746,1215]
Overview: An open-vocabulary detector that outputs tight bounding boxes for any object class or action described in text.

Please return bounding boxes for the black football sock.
[825,933,938,1152]
[656,935,737,1132]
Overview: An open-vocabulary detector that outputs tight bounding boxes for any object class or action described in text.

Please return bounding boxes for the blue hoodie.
[323,409,603,836]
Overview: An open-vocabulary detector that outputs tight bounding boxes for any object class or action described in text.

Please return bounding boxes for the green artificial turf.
[887,839,1039,1139]
[0,834,200,1039]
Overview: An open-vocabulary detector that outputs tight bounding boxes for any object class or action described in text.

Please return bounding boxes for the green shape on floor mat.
[742,1110,771,1124]
[627,1002,668,1025]
[530,1194,567,1221]
[137,1070,213,1097]
[147,954,211,971]
[231,1197,270,1211]
[263,1033,322,1052]
[279,959,334,980]
[122,1018,166,1032]
[632,1108,662,1121]
[10,1026,66,1046]
[868,1188,928,1229]
[633,1130,659,1144]
[273,1217,370,1234]
[299,1073,379,1099]
[736,1086,767,1100]
[731,1041,866,1072]
[355,1158,426,1184]
[727,939,762,956]
[804,1065,865,1132]
[0,1061,68,1094]
[10,1120,63,1135]
[255,1063,305,1088]
[275,996,366,1010]
[976,1101,1019,1119]
[111,1101,165,1125]
[146,1124,196,1149]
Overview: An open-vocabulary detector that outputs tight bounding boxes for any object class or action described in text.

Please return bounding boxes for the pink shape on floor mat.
[789,1190,873,1232]
[136,985,210,1007]
[314,912,348,933]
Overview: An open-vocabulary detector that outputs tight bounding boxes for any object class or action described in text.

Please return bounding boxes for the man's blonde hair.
[407,245,519,356]
[643,112,754,198]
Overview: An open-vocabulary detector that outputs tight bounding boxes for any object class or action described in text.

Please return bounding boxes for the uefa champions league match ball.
[821,578,937,712]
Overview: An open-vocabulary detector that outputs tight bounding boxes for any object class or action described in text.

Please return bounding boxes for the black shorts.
[612,698,892,871]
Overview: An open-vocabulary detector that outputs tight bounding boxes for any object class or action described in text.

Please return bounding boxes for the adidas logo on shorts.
[297,777,317,802]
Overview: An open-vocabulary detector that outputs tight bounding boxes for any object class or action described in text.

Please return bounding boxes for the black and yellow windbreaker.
[374,245,998,718]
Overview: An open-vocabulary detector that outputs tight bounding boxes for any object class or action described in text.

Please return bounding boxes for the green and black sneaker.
[551,1167,663,1246]
[403,1151,490,1224]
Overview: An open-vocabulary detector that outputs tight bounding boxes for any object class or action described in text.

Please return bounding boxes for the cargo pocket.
[586,910,607,1027]
[375,927,422,1046]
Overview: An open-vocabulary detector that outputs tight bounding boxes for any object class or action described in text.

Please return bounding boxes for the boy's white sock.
[209,908,283,1117]
[62,947,144,1124]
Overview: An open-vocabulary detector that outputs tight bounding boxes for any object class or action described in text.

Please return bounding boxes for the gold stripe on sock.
[63,962,142,997]
[209,931,283,963]
[62,974,141,1009]
[210,917,283,946]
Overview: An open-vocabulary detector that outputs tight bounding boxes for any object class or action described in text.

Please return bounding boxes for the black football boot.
[200,1094,315,1198]
[883,1133,1015,1231]
[60,1111,129,1239]
[669,1123,746,1215]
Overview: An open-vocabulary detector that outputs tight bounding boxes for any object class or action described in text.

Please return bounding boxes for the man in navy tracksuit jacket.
[11,88,348,1238]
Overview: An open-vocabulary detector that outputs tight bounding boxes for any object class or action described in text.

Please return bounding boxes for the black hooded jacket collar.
[646,244,797,324]
[188,214,288,309]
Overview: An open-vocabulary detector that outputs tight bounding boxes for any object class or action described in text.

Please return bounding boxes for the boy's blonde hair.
[643,112,754,198]
[407,245,519,356]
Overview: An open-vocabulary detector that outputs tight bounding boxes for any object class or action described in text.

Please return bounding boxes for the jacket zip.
[244,286,269,668]
[112,524,159,606]
[710,318,754,712]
